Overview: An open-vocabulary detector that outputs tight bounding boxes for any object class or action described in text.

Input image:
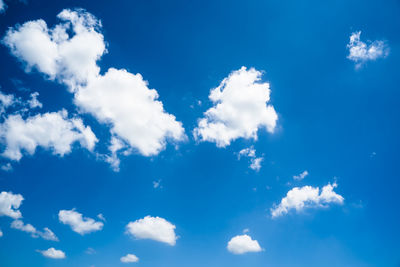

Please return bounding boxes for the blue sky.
[0,0,399,266]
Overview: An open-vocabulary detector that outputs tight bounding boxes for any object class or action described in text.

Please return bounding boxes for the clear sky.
[0,0,399,266]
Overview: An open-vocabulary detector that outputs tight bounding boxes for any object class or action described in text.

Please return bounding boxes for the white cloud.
[0,0,5,13]
[4,9,186,170]
[74,68,186,158]
[238,146,263,171]
[3,9,105,89]
[120,254,139,263]
[0,91,16,114]
[0,191,23,219]
[58,209,103,235]
[153,179,162,189]
[97,213,105,221]
[38,247,66,259]
[293,170,308,181]
[271,183,344,218]
[227,234,262,254]
[347,31,389,68]
[11,220,59,241]
[0,229,3,237]
[194,67,278,147]
[126,216,177,246]
[28,92,42,109]
[1,163,13,172]
[0,109,97,161]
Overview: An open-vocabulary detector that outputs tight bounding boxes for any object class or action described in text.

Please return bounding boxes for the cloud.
[0,0,5,13]
[227,234,262,254]
[27,92,42,109]
[126,216,177,246]
[238,146,263,171]
[120,254,139,263]
[38,247,66,259]
[293,170,308,181]
[0,91,16,114]
[271,183,344,218]
[58,209,103,235]
[347,31,389,68]
[74,68,186,157]
[0,109,97,161]
[0,191,23,219]
[11,219,58,241]
[194,67,278,147]
[153,179,162,189]
[1,163,13,172]
[0,229,2,237]
[3,9,186,170]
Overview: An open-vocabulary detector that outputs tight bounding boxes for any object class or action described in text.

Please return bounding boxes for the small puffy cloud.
[227,234,262,254]
[0,229,3,237]
[194,67,278,147]
[238,146,263,171]
[120,254,139,263]
[347,31,389,68]
[271,183,344,218]
[58,209,103,235]
[97,213,105,221]
[0,110,97,161]
[28,92,42,109]
[0,91,16,114]
[38,247,66,259]
[126,216,177,246]
[293,170,308,181]
[11,220,59,241]
[1,163,13,172]
[0,191,23,219]
[153,179,162,189]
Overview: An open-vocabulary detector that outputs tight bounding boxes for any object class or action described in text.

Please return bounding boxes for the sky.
[0,0,399,266]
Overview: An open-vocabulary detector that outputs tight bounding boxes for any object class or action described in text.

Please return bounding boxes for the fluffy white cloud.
[238,146,263,171]
[0,110,97,161]
[4,9,185,170]
[347,31,389,68]
[38,247,66,259]
[3,9,105,89]
[271,183,344,218]
[74,68,186,157]
[58,209,103,235]
[194,67,278,147]
[126,216,177,246]
[227,234,262,254]
[28,92,42,109]
[11,220,58,241]
[0,229,3,237]
[0,91,16,114]
[0,191,23,219]
[293,170,308,181]
[120,254,139,263]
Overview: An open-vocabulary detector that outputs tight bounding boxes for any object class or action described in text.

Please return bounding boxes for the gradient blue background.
[0,0,399,266]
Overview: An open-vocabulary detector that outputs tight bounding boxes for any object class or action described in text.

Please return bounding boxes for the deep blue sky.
[0,0,400,266]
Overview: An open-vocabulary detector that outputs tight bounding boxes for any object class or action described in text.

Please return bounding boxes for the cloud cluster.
[347,31,389,68]
[0,110,97,161]
[194,67,278,147]
[11,219,58,241]
[58,209,104,235]
[38,247,66,259]
[238,146,263,171]
[120,253,139,263]
[271,183,344,218]
[0,191,23,219]
[3,8,185,170]
[227,234,262,254]
[126,216,177,246]
[293,170,308,181]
